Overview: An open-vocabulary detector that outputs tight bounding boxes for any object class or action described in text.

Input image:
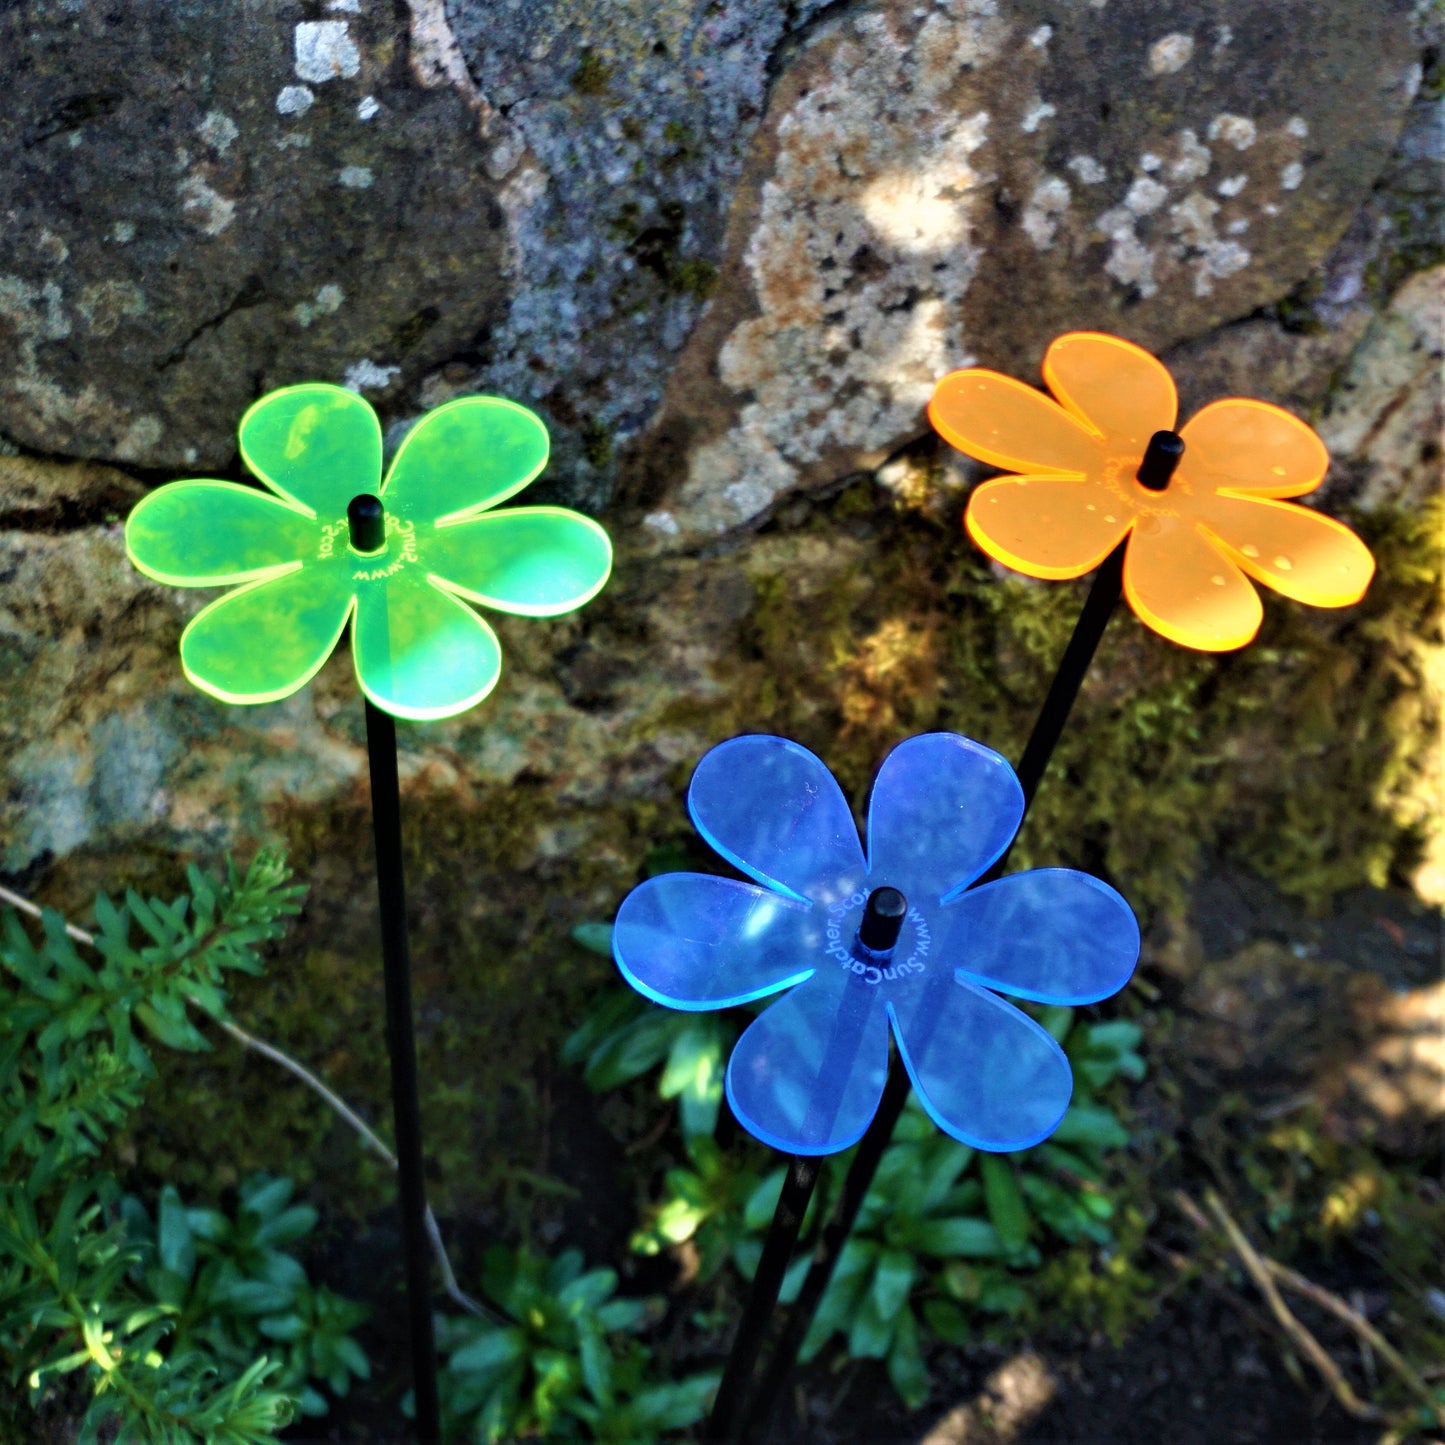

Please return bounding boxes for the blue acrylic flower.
[612,734,1140,1155]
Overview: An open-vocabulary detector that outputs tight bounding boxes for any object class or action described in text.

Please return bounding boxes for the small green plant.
[432,1246,718,1442]
[563,923,733,1139]
[568,978,1150,1409]
[121,1174,370,1419]
[0,852,368,1442]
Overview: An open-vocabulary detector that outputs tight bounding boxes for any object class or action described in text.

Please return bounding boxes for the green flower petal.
[381,396,549,526]
[180,567,354,706]
[352,571,502,721]
[427,507,612,617]
[239,384,383,519]
[126,481,318,587]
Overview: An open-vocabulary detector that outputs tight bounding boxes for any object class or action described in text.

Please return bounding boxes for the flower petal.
[1042,332,1178,447]
[126,480,317,586]
[933,869,1138,1004]
[179,567,353,706]
[1123,517,1263,651]
[239,385,382,519]
[427,507,612,617]
[352,571,501,720]
[930,369,1099,475]
[612,874,817,1009]
[382,396,550,525]
[688,736,867,906]
[892,977,1072,1151]
[965,476,1134,579]
[726,969,890,1154]
[1179,399,1328,499]
[866,734,1023,903]
[1192,494,1375,608]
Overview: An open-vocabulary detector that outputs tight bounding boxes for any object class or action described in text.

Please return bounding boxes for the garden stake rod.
[736,431,1184,1440]
[708,887,908,1444]
[704,1154,821,1443]
[354,493,443,1445]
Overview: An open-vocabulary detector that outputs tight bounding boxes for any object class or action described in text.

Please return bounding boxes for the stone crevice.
[153,275,271,374]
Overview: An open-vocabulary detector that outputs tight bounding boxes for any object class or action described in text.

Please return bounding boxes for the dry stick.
[1269,1262,1435,1413]
[1181,1189,1386,1422]
[1177,1189,1438,1419]
[0,880,496,1325]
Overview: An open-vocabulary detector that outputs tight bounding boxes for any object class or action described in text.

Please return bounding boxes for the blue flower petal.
[934,869,1139,1005]
[892,978,1072,1151]
[726,969,890,1155]
[613,875,817,1010]
[688,736,866,906]
[866,733,1023,902]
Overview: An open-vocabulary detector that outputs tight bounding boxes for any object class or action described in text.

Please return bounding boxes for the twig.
[1187,1189,1386,1422]
[1269,1263,1435,1415]
[1351,1289,1377,1391]
[214,1013,500,1325]
[0,881,498,1324]
[1177,1186,1439,1425]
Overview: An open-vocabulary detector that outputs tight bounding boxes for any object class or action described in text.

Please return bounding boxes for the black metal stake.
[707,889,908,1443]
[353,494,441,1445]
[705,1155,821,1443]
[737,431,1186,1439]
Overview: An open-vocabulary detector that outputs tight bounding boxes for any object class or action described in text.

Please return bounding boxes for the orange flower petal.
[1192,493,1375,608]
[1179,399,1328,499]
[1123,517,1262,651]
[965,476,1134,580]
[1042,332,1178,448]
[931,369,1099,476]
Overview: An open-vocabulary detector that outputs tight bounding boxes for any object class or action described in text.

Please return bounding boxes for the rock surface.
[634,0,1421,544]
[1318,266,1444,511]
[0,0,1436,896]
[0,0,1437,1283]
[0,1,508,469]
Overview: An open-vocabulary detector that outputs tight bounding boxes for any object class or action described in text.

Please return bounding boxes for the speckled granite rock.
[0,1,507,469]
[0,0,1423,522]
[0,0,1436,886]
[1318,266,1444,511]
[0,450,144,529]
[633,0,1421,545]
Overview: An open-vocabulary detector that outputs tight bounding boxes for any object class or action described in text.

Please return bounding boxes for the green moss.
[671,257,718,300]
[659,479,1439,919]
[571,49,611,96]
[582,419,614,468]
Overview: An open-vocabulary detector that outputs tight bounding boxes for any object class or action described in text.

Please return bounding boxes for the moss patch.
[101,476,1439,1250]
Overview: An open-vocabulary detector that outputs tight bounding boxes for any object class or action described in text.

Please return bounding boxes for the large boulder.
[0,1,508,470]
[632,0,1421,544]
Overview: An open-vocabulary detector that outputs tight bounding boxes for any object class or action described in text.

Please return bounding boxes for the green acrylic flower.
[125,384,613,721]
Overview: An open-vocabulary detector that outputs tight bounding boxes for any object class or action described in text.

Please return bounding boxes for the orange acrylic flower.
[929,332,1375,651]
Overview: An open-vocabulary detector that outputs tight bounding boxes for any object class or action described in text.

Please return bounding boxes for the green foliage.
[120,1174,370,1418]
[563,923,734,1139]
[569,980,1152,1410]
[629,1135,771,1284]
[0,853,366,1442]
[1,852,302,1173]
[432,1247,717,1443]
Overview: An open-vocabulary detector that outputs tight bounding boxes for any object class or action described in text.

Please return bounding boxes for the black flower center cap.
[1136,431,1185,492]
[348,493,386,554]
[857,886,907,953]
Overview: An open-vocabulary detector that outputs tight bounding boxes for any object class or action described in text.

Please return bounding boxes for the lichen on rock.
[0,1,509,469]
[638,0,1420,546]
